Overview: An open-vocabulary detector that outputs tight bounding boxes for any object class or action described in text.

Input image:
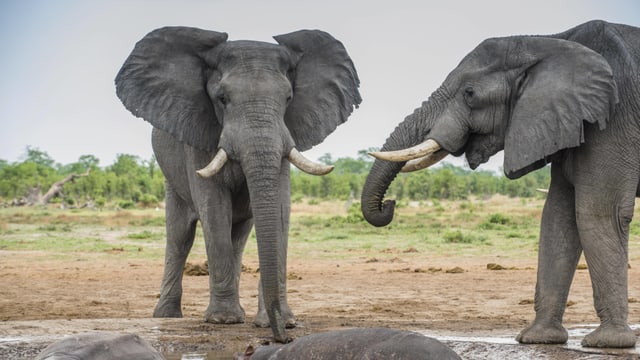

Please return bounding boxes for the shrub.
[478,213,513,230]
[119,200,135,209]
[138,194,159,208]
[443,230,486,244]
[488,213,512,225]
[95,197,106,208]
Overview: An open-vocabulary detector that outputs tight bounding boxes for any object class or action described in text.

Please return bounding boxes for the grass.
[1,195,639,264]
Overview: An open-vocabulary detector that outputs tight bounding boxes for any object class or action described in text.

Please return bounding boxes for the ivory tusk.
[369,139,442,162]
[196,149,228,178]
[400,150,449,173]
[288,148,334,176]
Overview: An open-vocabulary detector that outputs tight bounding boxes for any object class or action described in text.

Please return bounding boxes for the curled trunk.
[361,87,448,227]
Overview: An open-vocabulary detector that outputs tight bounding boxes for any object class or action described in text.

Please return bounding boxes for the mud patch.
[1,252,639,359]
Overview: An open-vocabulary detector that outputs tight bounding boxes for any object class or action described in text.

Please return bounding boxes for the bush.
[443,230,486,244]
[478,213,513,230]
[488,213,512,225]
[342,202,365,224]
[95,197,106,208]
[119,200,135,209]
[138,194,159,208]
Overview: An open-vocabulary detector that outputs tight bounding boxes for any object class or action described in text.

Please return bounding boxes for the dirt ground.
[1,248,639,359]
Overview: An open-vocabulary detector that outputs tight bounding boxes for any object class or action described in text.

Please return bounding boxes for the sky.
[1,1,638,173]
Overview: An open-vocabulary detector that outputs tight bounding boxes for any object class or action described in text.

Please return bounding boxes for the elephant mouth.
[369,139,450,173]
[196,147,333,178]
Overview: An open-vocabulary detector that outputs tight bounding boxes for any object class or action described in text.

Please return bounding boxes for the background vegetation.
[0,147,550,208]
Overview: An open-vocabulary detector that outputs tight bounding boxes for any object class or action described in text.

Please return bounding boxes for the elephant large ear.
[274,30,362,151]
[115,27,228,152]
[503,38,617,179]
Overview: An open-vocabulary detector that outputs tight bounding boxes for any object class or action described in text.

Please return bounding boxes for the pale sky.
[1,1,638,173]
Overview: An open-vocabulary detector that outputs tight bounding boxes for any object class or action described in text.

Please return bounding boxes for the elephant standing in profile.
[361,20,639,348]
[116,27,361,342]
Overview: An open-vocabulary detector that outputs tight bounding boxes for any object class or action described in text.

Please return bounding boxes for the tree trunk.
[21,169,91,206]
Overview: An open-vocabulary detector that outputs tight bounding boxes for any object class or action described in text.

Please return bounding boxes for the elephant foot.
[153,301,183,318]
[581,324,637,348]
[204,303,245,324]
[254,307,296,329]
[516,321,568,344]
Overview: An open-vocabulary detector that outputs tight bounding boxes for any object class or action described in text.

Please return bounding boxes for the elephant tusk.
[400,149,449,173]
[196,149,228,178]
[369,139,442,162]
[288,149,334,176]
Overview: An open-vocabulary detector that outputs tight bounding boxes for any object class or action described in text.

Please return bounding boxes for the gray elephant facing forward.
[362,20,639,348]
[116,28,360,342]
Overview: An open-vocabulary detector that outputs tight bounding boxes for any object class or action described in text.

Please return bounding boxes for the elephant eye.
[464,87,474,98]
[463,87,475,105]
[217,94,228,106]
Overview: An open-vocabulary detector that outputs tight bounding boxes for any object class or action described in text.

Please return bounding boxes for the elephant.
[35,333,164,360]
[115,27,361,342]
[361,20,639,348]
[233,328,461,360]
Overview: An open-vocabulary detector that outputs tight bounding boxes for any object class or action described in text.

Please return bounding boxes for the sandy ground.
[1,249,639,359]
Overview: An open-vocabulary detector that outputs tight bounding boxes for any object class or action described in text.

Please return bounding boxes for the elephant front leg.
[154,186,198,318]
[202,206,249,324]
[517,165,581,344]
[576,188,636,348]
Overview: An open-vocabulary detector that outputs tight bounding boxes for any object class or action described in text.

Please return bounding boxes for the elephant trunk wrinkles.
[361,86,449,227]
[242,142,288,342]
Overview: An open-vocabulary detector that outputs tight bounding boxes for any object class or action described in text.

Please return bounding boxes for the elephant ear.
[274,30,362,151]
[115,27,228,152]
[503,37,618,179]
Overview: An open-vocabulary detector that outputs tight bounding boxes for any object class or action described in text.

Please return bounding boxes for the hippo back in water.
[36,332,164,360]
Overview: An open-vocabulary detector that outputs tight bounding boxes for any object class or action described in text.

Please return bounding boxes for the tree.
[23,146,56,168]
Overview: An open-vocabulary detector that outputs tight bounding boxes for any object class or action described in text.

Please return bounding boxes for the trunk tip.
[362,199,396,227]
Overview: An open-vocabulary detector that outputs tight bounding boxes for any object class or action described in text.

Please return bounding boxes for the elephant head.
[362,35,617,227]
[115,27,361,341]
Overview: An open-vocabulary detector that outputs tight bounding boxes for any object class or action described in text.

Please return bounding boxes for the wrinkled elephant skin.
[362,20,639,348]
[115,27,361,342]
[234,328,461,360]
[36,333,163,360]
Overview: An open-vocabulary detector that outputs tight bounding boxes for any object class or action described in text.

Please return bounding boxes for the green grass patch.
[8,196,638,263]
[127,230,159,240]
[442,229,487,244]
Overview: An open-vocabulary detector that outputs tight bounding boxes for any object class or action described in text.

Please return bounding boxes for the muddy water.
[2,320,638,359]
[163,324,640,359]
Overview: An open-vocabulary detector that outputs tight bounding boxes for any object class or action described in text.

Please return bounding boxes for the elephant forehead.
[209,40,293,72]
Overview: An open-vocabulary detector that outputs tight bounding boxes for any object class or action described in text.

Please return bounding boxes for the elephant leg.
[576,185,636,348]
[154,184,198,318]
[201,190,246,324]
[255,165,296,329]
[517,164,581,344]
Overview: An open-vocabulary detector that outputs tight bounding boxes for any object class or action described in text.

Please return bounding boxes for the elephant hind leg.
[154,184,198,318]
[517,164,581,344]
[576,187,636,348]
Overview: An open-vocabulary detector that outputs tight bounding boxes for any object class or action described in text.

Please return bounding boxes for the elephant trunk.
[361,86,449,227]
[241,140,289,343]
